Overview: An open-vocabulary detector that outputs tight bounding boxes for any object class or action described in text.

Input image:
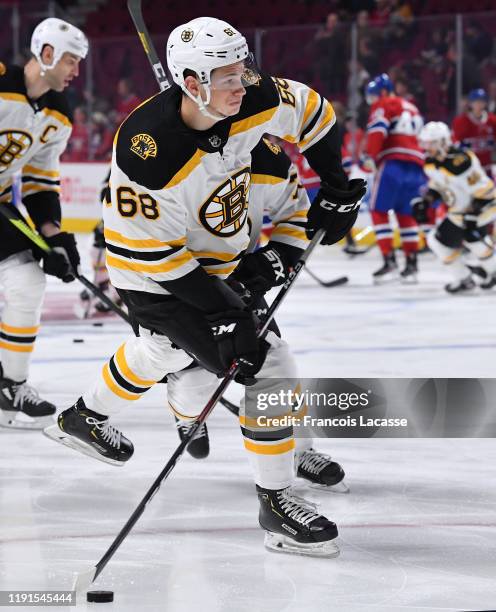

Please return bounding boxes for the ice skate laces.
[277,488,320,527]
[176,419,207,439]
[298,450,333,475]
[85,416,121,449]
[13,383,45,408]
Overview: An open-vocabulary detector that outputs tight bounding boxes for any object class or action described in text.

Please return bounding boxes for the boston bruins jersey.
[247,137,308,253]
[104,73,338,295]
[0,63,72,259]
[424,148,496,222]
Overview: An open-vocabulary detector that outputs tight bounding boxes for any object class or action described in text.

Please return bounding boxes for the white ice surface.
[1,237,495,612]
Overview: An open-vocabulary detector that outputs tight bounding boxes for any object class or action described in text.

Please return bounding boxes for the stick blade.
[322,275,349,288]
[73,566,97,593]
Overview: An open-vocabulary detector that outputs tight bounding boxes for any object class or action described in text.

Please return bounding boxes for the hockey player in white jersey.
[172,136,346,490]
[413,121,496,293]
[45,17,365,556]
[0,18,87,429]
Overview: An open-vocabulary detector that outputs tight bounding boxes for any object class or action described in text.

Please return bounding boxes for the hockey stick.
[304,267,349,288]
[0,205,131,325]
[219,396,240,416]
[127,0,170,91]
[73,227,325,592]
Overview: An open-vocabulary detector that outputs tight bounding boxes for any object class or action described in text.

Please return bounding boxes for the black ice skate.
[296,449,348,493]
[43,397,133,466]
[257,485,339,557]
[0,375,56,429]
[400,253,418,284]
[445,276,476,294]
[480,272,496,290]
[372,253,398,284]
[174,416,210,459]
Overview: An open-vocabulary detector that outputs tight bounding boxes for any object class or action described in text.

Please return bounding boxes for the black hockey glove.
[233,245,289,294]
[43,232,80,283]
[411,197,429,224]
[306,178,367,245]
[206,309,268,385]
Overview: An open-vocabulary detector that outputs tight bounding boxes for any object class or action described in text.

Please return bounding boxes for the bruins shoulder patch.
[199,168,250,237]
[130,133,157,160]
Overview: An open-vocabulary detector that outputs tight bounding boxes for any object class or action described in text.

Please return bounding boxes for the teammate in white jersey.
[0,18,88,429]
[46,17,365,557]
[413,121,496,293]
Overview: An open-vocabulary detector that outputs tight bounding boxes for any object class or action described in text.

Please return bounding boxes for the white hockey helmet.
[418,121,452,154]
[31,18,88,73]
[167,17,254,119]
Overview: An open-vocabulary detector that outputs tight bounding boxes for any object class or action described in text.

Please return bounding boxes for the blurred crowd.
[313,0,496,126]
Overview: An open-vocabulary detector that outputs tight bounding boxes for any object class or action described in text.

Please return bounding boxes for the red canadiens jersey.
[342,128,365,174]
[281,141,320,190]
[366,95,424,167]
[451,111,496,172]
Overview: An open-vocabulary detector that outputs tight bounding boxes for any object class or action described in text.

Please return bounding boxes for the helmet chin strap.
[184,85,227,122]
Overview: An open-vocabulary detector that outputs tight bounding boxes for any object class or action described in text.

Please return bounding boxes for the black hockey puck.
[73,338,84,343]
[86,590,114,603]
[92,322,104,327]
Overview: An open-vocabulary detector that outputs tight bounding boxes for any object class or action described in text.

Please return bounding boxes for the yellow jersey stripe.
[104,228,186,249]
[0,323,39,335]
[102,363,141,400]
[204,263,239,275]
[165,149,206,189]
[106,250,193,274]
[300,89,320,134]
[299,102,335,149]
[41,108,72,127]
[250,173,285,185]
[243,439,295,455]
[230,106,278,137]
[22,165,60,179]
[272,226,308,240]
[0,341,34,353]
[115,343,156,387]
[0,92,28,103]
[21,185,60,194]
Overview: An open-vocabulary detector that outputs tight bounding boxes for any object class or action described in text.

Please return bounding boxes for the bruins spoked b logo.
[0,130,33,173]
[199,168,250,237]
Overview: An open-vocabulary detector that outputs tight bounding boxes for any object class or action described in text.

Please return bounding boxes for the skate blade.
[309,480,350,494]
[43,424,125,467]
[400,275,418,285]
[0,410,55,430]
[264,532,340,558]
[373,273,399,285]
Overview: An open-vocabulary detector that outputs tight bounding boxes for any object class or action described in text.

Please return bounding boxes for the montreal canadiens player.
[45,17,365,557]
[365,73,425,283]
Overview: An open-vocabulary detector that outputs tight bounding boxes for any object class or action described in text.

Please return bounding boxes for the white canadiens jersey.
[0,64,72,203]
[104,74,334,294]
[424,148,496,225]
